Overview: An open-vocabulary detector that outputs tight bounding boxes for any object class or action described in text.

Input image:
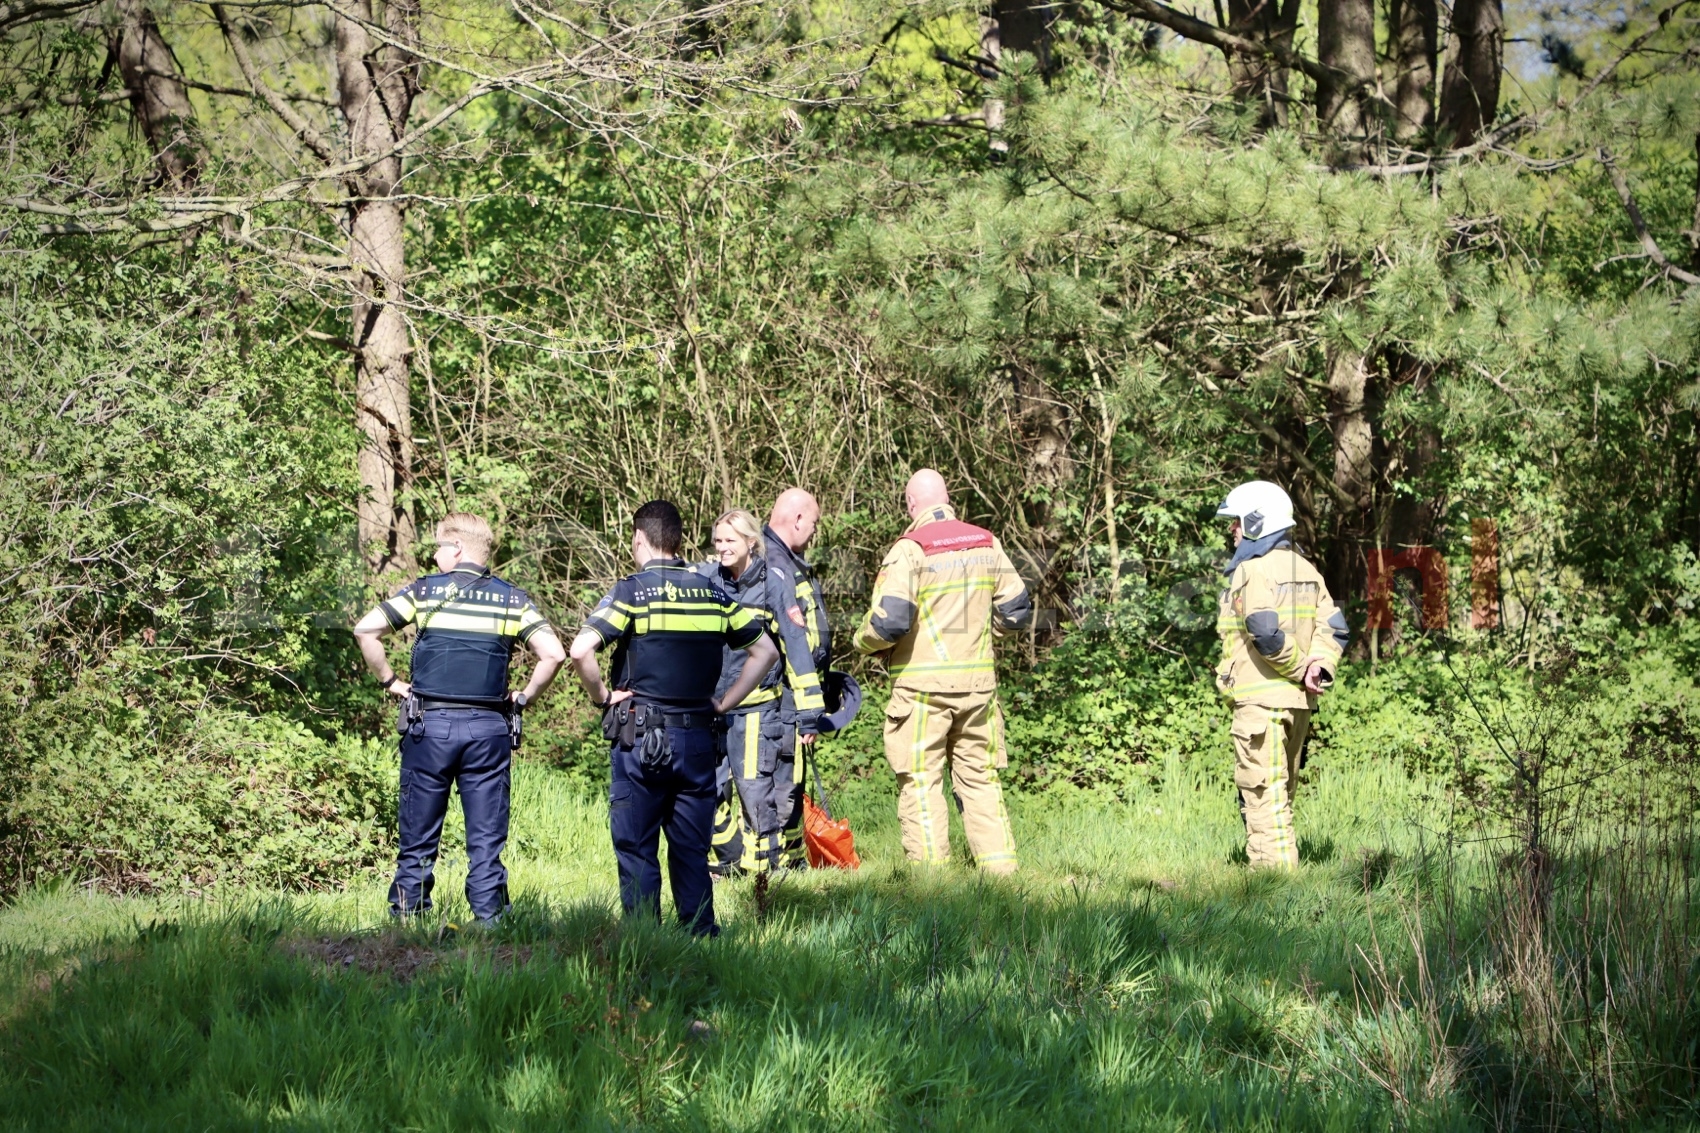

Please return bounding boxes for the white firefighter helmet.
[1216,480,1295,540]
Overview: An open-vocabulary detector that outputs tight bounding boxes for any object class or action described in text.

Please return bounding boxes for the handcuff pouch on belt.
[396,693,424,741]
[601,703,673,769]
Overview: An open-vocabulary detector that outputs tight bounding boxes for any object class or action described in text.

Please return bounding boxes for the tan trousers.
[883,687,1017,873]
[1231,703,1310,869]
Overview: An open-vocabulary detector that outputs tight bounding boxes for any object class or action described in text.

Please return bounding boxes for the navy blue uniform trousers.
[390,706,512,921]
[609,724,718,936]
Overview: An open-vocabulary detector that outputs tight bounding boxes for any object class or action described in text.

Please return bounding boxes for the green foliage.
[3,655,396,894]
[1001,589,1221,795]
[1422,645,1700,845]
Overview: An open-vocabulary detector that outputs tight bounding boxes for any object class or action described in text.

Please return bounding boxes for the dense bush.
[1,656,396,894]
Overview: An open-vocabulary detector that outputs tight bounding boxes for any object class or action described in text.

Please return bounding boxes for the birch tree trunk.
[337,0,421,582]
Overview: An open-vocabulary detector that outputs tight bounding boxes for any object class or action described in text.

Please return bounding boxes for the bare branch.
[155,68,337,107]
[212,2,338,165]
[0,0,98,32]
[1,70,541,235]
[1098,0,1387,108]
[0,89,133,117]
[1598,147,1700,287]
[1575,0,1697,107]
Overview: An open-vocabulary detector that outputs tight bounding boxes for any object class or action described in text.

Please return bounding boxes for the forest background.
[3,0,1697,888]
[2,0,1700,1125]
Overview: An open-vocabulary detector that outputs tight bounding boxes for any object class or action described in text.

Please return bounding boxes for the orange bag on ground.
[802,793,860,869]
[802,752,860,869]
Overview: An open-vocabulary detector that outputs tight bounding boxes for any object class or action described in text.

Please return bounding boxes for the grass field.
[0,748,1692,1131]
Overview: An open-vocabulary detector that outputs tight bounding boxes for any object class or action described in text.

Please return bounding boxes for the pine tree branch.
[1148,338,1360,511]
[1598,147,1700,287]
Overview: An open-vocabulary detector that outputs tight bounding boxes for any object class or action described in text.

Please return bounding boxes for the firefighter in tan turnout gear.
[1214,481,1349,869]
[855,469,1032,873]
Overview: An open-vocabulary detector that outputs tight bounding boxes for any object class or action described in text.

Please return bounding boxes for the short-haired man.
[759,487,831,869]
[854,470,1032,874]
[353,512,566,925]
[569,500,778,935]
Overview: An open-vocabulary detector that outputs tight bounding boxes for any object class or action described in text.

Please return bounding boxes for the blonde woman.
[696,508,802,875]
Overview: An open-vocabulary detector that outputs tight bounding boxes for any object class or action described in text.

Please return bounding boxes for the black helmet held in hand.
[819,670,863,733]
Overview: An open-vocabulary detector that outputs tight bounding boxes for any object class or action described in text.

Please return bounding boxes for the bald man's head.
[768,488,821,553]
[904,469,950,519]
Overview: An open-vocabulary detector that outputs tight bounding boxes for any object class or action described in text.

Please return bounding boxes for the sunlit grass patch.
[1,753,1693,1131]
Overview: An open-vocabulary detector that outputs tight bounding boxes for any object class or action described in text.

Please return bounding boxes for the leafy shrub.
[1305,655,1450,772]
[1,656,396,895]
[994,563,1228,794]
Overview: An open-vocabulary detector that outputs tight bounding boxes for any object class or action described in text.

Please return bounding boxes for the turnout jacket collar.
[692,554,781,711]
[1222,532,1292,575]
[716,557,766,589]
[761,527,813,577]
[906,504,959,532]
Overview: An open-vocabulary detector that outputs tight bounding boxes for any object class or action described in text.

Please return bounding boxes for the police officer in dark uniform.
[568,500,777,936]
[353,512,566,925]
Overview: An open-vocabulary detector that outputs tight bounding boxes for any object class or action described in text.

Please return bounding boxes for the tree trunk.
[978,2,1061,155]
[1438,0,1502,147]
[979,11,1007,156]
[1322,346,1373,645]
[109,0,203,189]
[990,0,1058,67]
[1221,0,1301,129]
[1328,346,1374,511]
[1689,131,1699,273]
[337,0,421,582]
[1316,0,1376,140]
[1389,0,1437,142]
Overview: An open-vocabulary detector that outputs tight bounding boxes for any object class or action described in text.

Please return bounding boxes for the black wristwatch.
[380,674,400,690]
[592,695,610,710]
[512,691,528,709]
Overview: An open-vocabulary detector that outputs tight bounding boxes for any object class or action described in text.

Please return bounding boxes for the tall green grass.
[1,754,1692,1131]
